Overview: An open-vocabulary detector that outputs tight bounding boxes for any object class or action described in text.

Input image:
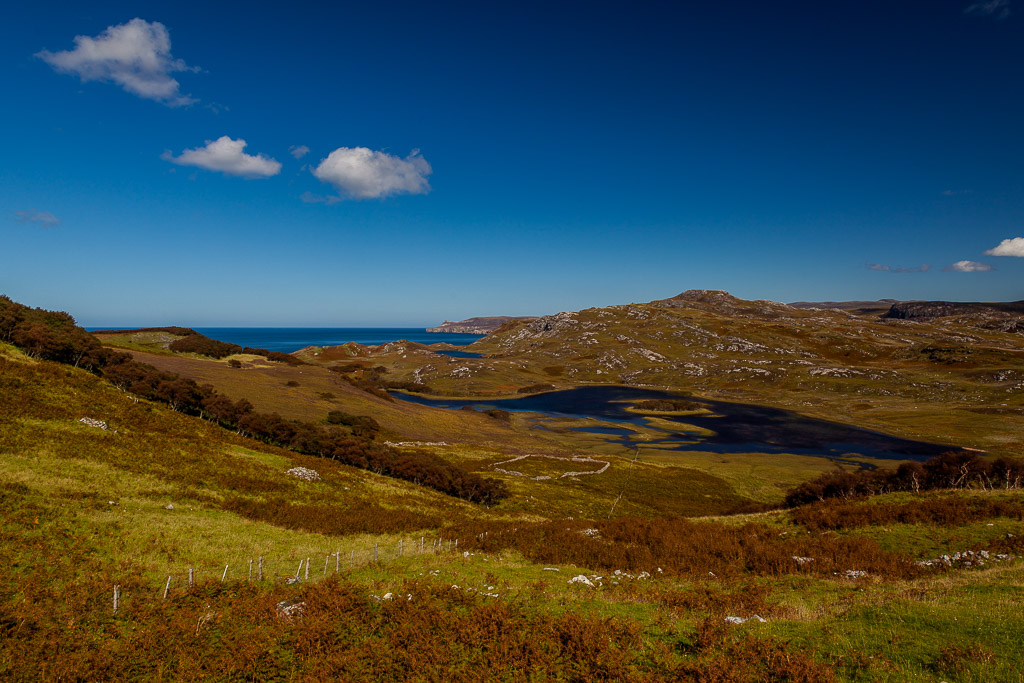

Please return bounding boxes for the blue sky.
[2,1,1022,325]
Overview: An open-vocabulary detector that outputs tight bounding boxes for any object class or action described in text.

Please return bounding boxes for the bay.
[89,327,484,353]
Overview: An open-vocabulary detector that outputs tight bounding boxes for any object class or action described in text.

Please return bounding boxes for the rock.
[568,575,595,587]
[725,615,767,625]
[79,417,108,430]
[286,467,320,482]
[792,556,814,565]
[275,600,305,620]
[164,504,174,510]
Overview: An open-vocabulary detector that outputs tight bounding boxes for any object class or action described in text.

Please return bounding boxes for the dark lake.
[392,385,960,464]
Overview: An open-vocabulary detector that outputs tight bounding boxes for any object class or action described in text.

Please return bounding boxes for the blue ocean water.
[89,328,484,353]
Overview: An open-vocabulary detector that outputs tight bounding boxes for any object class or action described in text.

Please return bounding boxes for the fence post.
[113,585,120,615]
[305,557,310,581]
[323,555,329,577]
[258,556,264,581]
[454,539,458,551]
[188,568,194,589]
[221,565,229,583]
[163,576,172,600]
[248,558,253,582]
[399,539,403,557]
[336,551,340,574]
[374,543,378,563]
[350,549,354,569]
[295,559,303,582]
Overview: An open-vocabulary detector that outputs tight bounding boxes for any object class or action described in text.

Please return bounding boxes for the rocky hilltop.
[427,316,538,334]
[883,300,1024,319]
[382,289,1023,410]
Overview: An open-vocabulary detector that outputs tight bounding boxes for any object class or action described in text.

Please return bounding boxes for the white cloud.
[984,237,1024,257]
[290,145,310,159]
[944,260,994,272]
[36,18,197,106]
[965,0,1011,19]
[13,210,61,227]
[313,147,432,199]
[162,136,281,178]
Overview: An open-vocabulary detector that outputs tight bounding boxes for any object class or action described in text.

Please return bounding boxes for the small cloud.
[965,0,1011,19]
[36,18,197,106]
[984,236,1024,257]
[290,145,310,159]
[944,260,994,272]
[162,136,281,178]
[299,191,340,205]
[14,210,61,227]
[866,262,930,273]
[313,147,432,200]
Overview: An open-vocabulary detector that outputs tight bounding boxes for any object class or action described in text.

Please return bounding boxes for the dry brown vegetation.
[792,494,1024,532]
[454,517,922,579]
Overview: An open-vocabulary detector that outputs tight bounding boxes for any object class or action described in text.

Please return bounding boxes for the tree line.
[0,295,508,505]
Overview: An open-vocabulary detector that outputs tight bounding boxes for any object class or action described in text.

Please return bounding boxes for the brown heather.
[0,573,839,681]
[792,495,1024,532]
[455,517,920,579]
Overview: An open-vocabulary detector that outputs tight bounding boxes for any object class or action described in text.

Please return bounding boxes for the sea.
[89,328,484,353]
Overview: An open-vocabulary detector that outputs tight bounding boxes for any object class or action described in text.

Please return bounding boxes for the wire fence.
[102,534,462,615]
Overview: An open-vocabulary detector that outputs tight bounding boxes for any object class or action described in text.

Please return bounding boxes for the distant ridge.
[427,316,538,334]
[788,299,898,312]
[882,300,1024,319]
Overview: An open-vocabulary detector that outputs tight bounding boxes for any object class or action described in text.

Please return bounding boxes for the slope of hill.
[3,294,1024,679]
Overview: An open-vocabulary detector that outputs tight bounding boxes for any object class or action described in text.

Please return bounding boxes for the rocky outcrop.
[883,300,1024,320]
[427,316,538,334]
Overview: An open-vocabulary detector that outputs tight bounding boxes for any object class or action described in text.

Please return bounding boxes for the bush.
[783,452,1024,507]
[168,334,242,359]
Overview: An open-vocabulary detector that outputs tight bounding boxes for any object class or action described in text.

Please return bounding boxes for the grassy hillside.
[4,294,1024,680]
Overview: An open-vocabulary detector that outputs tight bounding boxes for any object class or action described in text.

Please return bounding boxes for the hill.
[3,292,1024,680]
[304,290,1024,464]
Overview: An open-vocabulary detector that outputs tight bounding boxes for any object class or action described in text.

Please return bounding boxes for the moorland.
[1,290,1023,681]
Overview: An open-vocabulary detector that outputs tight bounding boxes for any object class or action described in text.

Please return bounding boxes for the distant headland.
[426,316,538,334]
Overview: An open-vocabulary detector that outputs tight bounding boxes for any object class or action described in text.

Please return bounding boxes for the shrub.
[784,452,1024,507]
[168,334,242,358]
